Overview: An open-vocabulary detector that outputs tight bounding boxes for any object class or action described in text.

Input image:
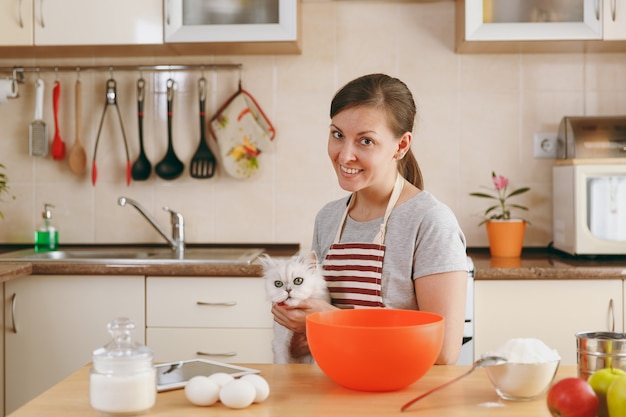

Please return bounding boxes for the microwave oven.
[553,162,626,255]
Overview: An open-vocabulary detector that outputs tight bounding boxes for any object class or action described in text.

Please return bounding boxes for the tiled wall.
[1,1,625,251]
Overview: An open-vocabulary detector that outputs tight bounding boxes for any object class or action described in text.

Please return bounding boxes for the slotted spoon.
[189,77,216,179]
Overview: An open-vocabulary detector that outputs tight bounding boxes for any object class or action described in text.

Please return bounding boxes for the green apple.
[607,374,626,417]
[588,368,626,417]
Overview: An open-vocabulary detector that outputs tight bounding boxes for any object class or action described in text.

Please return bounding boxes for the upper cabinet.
[0,0,34,46]
[457,0,626,52]
[164,0,301,54]
[0,0,300,56]
[0,0,162,47]
[35,0,162,46]
[603,0,626,39]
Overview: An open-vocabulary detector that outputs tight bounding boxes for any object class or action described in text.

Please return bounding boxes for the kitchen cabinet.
[456,0,626,51]
[146,276,273,364]
[3,275,145,416]
[603,0,626,39]
[164,0,301,54]
[0,0,162,47]
[0,0,33,46]
[474,279,623,366]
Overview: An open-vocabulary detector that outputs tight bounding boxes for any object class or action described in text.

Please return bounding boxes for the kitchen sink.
[0,246,265,265]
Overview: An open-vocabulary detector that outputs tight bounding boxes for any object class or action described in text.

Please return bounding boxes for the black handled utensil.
[155,79,184,180]
[190,77,217,179]
[131,78,152,180]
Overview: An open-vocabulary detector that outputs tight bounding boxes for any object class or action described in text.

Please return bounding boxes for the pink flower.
[492,175,509,190]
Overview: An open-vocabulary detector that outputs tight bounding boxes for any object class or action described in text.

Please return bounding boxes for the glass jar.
[90,318,156,416]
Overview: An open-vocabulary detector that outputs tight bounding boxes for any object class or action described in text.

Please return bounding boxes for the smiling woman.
[271,74,468,365]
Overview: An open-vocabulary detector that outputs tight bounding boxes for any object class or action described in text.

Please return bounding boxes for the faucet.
[118,196,185,254]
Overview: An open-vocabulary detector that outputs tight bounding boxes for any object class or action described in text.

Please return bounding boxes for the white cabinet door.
[462,0,603,41]
[474,279,622,366]
[0,0,33,45]
[603,0,626,39]
[34,0,162,46]
[4,275,145,415]
[164,0,298,43]
[148,328,273,363]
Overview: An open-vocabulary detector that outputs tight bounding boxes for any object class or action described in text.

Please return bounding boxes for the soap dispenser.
[34,203,58,252]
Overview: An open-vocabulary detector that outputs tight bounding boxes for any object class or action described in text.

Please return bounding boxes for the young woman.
[272,73,468,365]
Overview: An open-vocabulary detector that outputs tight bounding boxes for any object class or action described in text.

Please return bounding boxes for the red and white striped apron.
[323,174,404,308]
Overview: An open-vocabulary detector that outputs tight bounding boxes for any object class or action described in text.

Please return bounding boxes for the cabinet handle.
[197,351,237,358]
[611,0,617,21]
[197,301,237,307]
[39,0,45,28]
[165,0,170,25]
[10,293,18,333]
[594,0,600,20]
[18,0,23,28]
[608,298,615,332]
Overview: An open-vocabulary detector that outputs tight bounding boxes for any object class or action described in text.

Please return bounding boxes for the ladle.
[155,79,184,180]
[131,78,151,180]
[400,355,507,412]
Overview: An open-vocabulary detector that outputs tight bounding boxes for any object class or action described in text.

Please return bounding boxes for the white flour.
[488,338,561,363]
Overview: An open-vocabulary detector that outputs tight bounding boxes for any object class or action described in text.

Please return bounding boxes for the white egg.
[184,376,220,406]
[241,374,270,403]
[207,372,235,387]
[219,379,256,409]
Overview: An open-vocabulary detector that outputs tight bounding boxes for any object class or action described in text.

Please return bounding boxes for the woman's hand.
[271,298,337,333]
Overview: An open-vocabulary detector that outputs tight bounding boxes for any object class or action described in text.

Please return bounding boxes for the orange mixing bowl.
[306,309,444,392]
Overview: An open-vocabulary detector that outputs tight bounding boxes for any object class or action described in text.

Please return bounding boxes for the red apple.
[547,377,599,417]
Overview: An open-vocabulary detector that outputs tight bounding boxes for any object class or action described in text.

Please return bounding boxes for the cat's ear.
[259,254,274,269]
[304,251,318,269]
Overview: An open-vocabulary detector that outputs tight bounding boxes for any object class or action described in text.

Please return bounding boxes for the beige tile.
[522,53,584,92]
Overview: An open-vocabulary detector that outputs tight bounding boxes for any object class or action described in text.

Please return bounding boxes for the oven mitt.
[209,89,275,179]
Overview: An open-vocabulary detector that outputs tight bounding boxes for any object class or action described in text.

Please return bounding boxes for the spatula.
[29,78,48,157]
[51,80,66,160]
[189,77,216,179]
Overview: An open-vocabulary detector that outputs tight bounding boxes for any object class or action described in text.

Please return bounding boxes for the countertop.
[0,243,299,277]
[468,248,626,280]
[7,363,576,417]
[2,245,626,280]
[0,262,31,282]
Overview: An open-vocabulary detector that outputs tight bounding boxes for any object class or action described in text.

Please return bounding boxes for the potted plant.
[0,163,15,220]
[470,171,530,258]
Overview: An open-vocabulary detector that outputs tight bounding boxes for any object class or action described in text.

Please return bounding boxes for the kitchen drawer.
[146,277,272,328]
[147,328,273,364]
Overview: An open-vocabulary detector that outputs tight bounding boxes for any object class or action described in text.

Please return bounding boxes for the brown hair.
[330,73,423,189]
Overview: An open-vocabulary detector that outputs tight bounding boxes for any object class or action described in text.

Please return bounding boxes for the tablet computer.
[155,359,260,392]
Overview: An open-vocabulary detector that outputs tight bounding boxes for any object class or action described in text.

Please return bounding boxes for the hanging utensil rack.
[1,63,243,86]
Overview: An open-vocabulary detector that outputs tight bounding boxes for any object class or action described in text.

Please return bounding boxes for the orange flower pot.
[485,220,526,258]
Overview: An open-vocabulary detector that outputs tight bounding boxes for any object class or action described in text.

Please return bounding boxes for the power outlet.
[533,133,558,158]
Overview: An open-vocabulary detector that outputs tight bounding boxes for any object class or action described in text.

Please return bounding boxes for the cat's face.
[261,252,324,307]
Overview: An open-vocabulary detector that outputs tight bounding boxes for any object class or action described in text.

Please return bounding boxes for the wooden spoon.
[68,79,87,175]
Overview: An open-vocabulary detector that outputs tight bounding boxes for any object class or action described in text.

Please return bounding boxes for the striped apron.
[323,174,404,308]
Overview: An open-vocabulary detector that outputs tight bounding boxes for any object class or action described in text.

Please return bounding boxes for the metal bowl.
[576,331,626,379]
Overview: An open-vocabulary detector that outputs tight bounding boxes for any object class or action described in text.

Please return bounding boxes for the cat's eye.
[274,281,284,288]
[294,277,304,285]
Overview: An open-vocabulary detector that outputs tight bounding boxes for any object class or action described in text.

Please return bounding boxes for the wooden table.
[9,364,577,416]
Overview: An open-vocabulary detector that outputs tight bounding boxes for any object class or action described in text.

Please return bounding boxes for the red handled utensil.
[51,80,66,160]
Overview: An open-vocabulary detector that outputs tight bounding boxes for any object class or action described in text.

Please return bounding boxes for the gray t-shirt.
[312,191,467,310]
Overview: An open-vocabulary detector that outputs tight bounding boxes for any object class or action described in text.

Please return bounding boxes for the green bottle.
[34,203,58,252]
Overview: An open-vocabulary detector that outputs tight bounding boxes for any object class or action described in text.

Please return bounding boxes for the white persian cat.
[261,251,329,364]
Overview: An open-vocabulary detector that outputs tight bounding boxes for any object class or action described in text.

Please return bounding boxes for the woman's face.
[328,105,410,193]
